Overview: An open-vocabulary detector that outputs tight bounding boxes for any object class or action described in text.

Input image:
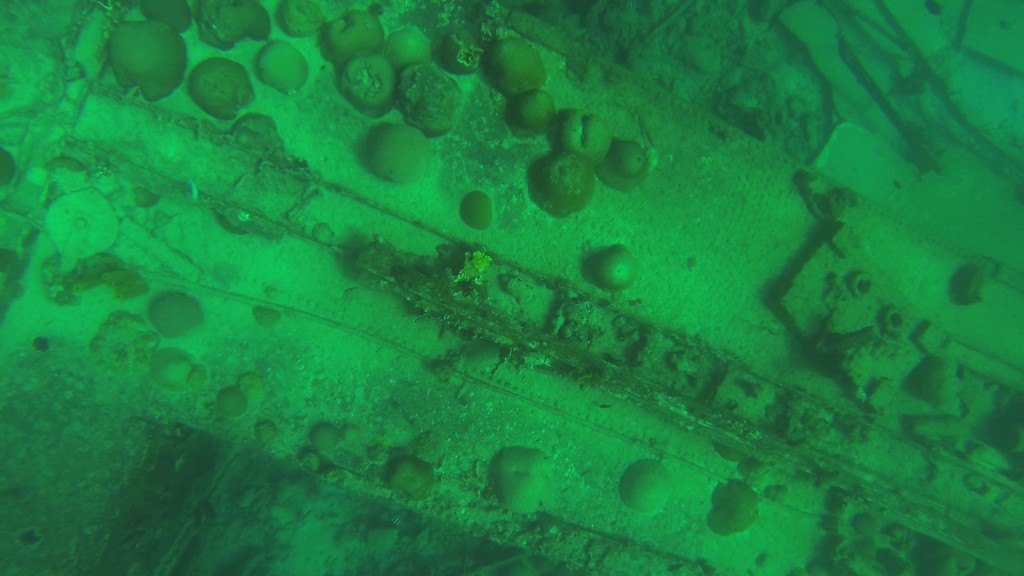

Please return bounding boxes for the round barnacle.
[147,291,203,338]
[365,123,431,183]
[276,0,324,37]
[486,38,545,96]
[595,138,649,191]
[583,244,638,291]
[707,479,759,535]
[237,371,265,399]
[397,64,461,137]
[619,459,671,514]
[231,113,284,155]
[384,27,431,71]
[141,0,192,33]
[489,446,551,513]
[505,89,555,137]
[320,10,384,66]
[187,57,254,120]
[107,21,187,102]
[339,53,396,118]
[149,347,204,392]
[459,190,493,230]
[555,110,612,165]
[876,305,904,339]
[256,41,309,94]
[439,29,482,75]
[384,454,434,501]
[196,0,270,50]
[215,385,248,417]
[252,305,281,328]
[527,153,595,217]
[309,421,343,455]
[312,222,335,243]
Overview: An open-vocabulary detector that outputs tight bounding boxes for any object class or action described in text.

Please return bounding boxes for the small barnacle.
[384,455,434,500]
[253,420,278,444]
[876,305,904,339]
[298,447,323,473]
[844,270,872,298]
[439,30,482,74]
